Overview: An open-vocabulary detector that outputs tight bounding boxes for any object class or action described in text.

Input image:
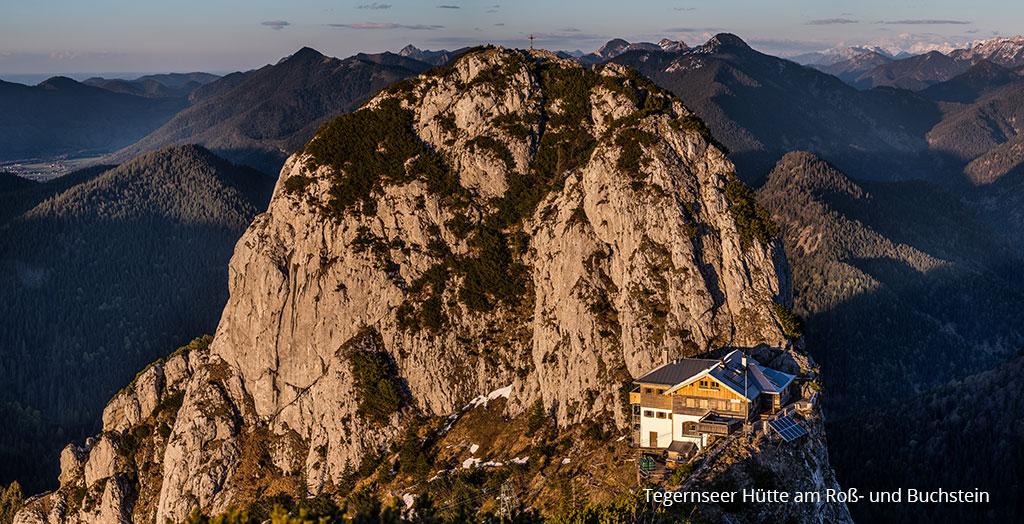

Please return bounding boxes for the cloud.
[356,2,391,8]
[50,51,82,60]
[261,20,290,30]
[664,27,723,33]
[438,4,460,8]
[882,19,971,25]
[559,27,581,32]
[674,7,696,11]
[858,32,977,55]
[806,18,858,25]
[494,23,505,26]
[330,22,444,30]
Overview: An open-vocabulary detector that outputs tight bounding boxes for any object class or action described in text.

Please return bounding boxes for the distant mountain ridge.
[811,51,892,84]
[605,33,940,181]
[105,47,434,174]
[853,50,971,90]
[919,60,1020,103]
[0,76,186,161]
[82,72,219,98]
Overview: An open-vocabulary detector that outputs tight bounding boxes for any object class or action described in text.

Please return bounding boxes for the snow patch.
[464,384,513,410]
[462,457,481,469]
[561,458,571,465]
[512,456,529,465]
[470,443,479,454]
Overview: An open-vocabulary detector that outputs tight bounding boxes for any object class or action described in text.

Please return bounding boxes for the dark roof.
[635,358,717,386]
[667,441,696,455]
[636,350,797,401]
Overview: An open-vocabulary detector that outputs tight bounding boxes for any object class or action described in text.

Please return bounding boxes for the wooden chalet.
[629,350,796,453]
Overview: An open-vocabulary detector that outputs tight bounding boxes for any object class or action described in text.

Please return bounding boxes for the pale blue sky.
[0,0,1017,77]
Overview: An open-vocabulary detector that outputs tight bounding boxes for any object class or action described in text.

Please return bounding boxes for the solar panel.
[768,415,807,442]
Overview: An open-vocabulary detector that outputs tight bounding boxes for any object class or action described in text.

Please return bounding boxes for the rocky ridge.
[17,48,844,523]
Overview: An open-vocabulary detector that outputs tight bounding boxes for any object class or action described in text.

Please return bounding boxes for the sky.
[0,0,1019,79]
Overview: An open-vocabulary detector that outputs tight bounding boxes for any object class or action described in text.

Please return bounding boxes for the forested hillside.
[829,351,1024,524]
[0,145,272,492]
[758,152,1024,417]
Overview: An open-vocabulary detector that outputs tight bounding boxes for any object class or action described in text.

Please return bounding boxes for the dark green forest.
[758,152,1024,418]
[0,145,272,492]
[829,351,1024,524]
[758,151,1024,522]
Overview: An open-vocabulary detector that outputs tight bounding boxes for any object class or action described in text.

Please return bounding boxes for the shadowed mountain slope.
[0,145,273,492]
[106,48,433,174]
[758,152,1024,418]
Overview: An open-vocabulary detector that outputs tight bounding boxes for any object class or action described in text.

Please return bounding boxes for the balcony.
[680,413,743,437]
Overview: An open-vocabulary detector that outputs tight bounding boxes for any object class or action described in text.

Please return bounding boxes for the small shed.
[666,441,696,464]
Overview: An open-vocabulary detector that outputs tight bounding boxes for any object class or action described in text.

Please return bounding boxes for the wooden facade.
[669,376,746,401]
[631,351,798,451]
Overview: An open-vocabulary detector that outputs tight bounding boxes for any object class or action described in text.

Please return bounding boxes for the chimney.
[742,353,747,368]
[662,347,669,365]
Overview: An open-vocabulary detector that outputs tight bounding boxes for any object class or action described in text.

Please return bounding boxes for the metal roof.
[636,349,796,401]
[634,358,717,386]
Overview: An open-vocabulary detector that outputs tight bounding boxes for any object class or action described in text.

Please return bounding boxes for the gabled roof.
[636,350,797,401]
[634,358,717,386]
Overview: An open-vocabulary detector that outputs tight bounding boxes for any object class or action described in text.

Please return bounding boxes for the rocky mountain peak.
[658,38,688,53]
[277,46,325,65]
[15,47,814,524]
[701,33,752,53]
[596,38,631,58]
[951,35,1024,68]
[399,44,422,57]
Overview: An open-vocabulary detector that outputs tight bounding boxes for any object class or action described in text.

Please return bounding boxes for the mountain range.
[605,34,941,181]
[758,152,1024,415]
[81,72,220,98]
[806,37,1024,91]
[104,48,437,174]
[0,77,186,162]
[3,33,1024,524]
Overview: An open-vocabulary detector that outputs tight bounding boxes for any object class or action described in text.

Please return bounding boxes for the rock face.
[18,48,836,524]
[16,346,206,524]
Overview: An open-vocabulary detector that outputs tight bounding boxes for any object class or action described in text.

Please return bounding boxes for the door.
[649,431,659,448]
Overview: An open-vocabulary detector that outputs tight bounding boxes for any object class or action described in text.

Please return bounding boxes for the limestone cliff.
[17,48,847,524]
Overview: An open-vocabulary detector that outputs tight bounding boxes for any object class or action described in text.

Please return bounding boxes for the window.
[644,387,653,394]
[656,412,667,419]
[698,379,720,390]
[644,410,654,417]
